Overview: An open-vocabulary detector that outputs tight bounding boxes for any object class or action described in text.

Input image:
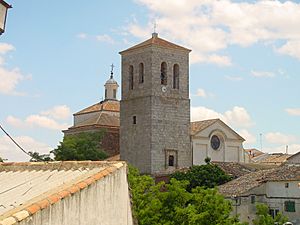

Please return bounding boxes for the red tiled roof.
[119,33,191,54]
[74,100,120,115]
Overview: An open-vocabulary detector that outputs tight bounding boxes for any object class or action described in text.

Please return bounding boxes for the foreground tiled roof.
[120,33,191,54]
[252,153,291,164]
[218,165,300,197]
[74,100,120,115]
[0,161,124,224]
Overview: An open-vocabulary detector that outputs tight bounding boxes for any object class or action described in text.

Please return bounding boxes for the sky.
[0,0,300,161]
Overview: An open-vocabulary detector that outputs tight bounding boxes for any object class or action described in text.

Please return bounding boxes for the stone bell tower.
[119,33,192,174]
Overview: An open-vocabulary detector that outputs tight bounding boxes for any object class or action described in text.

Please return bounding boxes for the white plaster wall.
[18,166,133,225]
[192,121,246,165]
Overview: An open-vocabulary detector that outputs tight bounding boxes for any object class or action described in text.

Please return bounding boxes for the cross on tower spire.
[110,63,114,79]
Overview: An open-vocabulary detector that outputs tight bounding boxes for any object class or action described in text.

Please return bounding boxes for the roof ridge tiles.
[0,162,125,224]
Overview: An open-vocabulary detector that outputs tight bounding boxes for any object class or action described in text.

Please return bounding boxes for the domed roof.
[105,72,118,85]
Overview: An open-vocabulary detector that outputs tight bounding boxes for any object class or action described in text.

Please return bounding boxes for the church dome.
[105,76,118,85]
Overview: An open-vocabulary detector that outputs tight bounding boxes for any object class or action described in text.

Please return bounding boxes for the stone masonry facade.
[120,34,192,174]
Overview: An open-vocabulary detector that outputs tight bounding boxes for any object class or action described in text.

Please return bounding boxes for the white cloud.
[191,105,254,128]
[251,70,275,78]
[0,42,31,96]
[76,33,88,39]
[265,132,297,145]
[277,40,300,60]
[96,34,115,44]
[238,129,256,145]
[6,105,71,131]
[225,75,243,81]
[129,0,300,64]
[0,135,52,162]
[196,88,207,98]
[0,43,14,54]
[25,115,69,130]
[41,105,71,120]
[285,108,300,116]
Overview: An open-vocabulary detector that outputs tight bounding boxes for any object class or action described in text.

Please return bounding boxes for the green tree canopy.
[253,204,288,225]
[128,165,244,225]
[51,131,108,161]
[28,151,53,162]
[170,163,232,191]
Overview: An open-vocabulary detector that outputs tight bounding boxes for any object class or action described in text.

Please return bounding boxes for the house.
[191,119,250,165]
[286,151,300,164]
[218,165,300,225]
[252,153,292,165]
[0,161,133,225]
[244,148,264,159]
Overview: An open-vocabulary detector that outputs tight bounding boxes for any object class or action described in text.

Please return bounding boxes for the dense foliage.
[128,165,244,225]
[28,151,53,162]
[253,204,288,225]
[51,131,108,161]
[170,162,232,191]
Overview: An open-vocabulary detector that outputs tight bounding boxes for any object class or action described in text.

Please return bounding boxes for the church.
[64,33,250,175]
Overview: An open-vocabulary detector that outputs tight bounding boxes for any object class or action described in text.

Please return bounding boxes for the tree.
[128,165,244,225]
[253,204,288,225]
[51,131,108,161]
[171,163,232,191]
[28,151,53,162]
[0,157,3,162]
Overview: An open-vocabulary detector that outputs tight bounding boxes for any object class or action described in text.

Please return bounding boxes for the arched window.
[160,62,167,85]
[139,63,144,83]
[173,64,179,89]
[129,65,134,90]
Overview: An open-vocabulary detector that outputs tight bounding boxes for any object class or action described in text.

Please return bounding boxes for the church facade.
[119,33,192,175]
[191,119,249,165]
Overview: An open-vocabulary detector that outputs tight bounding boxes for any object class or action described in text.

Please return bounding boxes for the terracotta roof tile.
[190,119,219,136]
[120,34,191,54]
[74,100,120,115]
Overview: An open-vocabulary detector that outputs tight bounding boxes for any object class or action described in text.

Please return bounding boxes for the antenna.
[286,145,288,154]
[259,133,263,151]
[153,20,157,33]
[110,63,114,79]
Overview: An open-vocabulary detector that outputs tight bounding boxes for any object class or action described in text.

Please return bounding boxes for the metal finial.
[110,63,114,79]
[153,20,157,33]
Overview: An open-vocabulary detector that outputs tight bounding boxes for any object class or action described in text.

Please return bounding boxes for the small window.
[160,62,167,85]
[285,183,289,188]
[250,195,256,204]
[173,64,179,89]
[113,89,116,99]
[269,209,279,219]
[168,155,174,167]
[129,65,134,90]
[133,116,136,124]
[284,201,296,212]
[105,89,107,99]
[139,63,144,84]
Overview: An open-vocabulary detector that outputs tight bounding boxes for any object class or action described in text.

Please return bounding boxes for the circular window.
[211,135,221,150]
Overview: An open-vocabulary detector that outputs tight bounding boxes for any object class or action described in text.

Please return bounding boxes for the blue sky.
[0,0,300,161]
